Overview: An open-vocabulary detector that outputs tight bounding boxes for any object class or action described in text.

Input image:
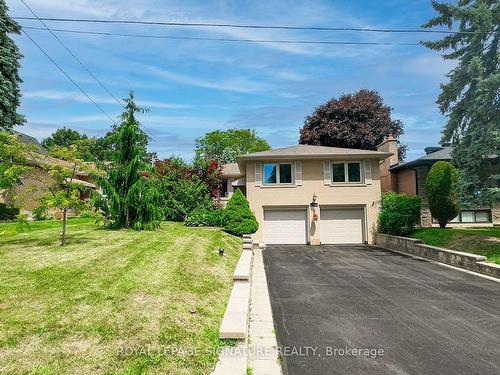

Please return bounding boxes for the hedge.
[378,192,421,236]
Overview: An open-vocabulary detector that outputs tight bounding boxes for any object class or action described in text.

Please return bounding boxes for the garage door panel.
[320,208,363,244]
[264,209,307,245]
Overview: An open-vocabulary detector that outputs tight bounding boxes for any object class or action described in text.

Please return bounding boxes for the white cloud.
[403,54,457,81]
[146,66,271,94]
[23,90,191,109]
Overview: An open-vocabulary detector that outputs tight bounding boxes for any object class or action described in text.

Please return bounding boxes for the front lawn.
[0,219,241,375]
[409,227,500,264]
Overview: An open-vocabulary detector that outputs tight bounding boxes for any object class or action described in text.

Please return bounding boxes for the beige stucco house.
[220,145,391,245]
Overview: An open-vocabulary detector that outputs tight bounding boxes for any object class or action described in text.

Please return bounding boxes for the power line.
[18,2,158,143]
[21,26,421,46]
[13,16,494,35]
[19,0,122,106]
[21,28,118,125]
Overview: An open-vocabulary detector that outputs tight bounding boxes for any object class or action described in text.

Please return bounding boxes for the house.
[377,135,500,227]
[0,131,97,216]
[220,144,392,245]
[219,162,246,207]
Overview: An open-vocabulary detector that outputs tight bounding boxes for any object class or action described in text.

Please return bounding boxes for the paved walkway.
[248,248,282,375]
[263,244,500,375]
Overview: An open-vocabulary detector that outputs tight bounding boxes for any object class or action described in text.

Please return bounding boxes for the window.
[432,210,492,224]
[475,211,491,223]
[332,162,362,184]
[332,163,345,182]
[279,163,292,184]
[263,163,293,185]
[348,162,361,182]
[461,211,474,223]
[263,164,277,184]
[220,179,229,197]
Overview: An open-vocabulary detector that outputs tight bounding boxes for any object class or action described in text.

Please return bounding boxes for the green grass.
[0,218,242,374]
[409,227,500,264]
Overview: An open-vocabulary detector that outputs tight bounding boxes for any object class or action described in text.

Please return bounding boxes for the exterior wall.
[493,205,500,226]
[0,168,96,215]
[377,139,398,193]
[414,166,432,227]
[395,169,417,196]
[1,169,55,211]
[246,159,382,244]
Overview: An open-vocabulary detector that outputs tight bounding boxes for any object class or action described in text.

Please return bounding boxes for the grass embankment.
[409,227,500,264]
[0,218,241,374]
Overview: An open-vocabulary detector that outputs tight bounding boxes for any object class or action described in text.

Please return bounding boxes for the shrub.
[222,189,258,236]
[379,192,421,236]
[0,203,20,220]
[32,205,50,221]
[426,161,460,228]
[185,208,225,227]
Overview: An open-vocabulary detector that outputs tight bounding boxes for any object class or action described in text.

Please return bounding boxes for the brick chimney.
[377,135,398,193]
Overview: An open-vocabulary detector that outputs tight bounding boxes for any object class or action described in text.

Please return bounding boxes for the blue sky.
[8,0,456,161]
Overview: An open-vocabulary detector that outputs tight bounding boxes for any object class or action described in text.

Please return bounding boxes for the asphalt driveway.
[263,245,500,375]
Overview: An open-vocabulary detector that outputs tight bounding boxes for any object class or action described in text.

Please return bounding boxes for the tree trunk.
[61,209,68,246]
[439,220,447,229]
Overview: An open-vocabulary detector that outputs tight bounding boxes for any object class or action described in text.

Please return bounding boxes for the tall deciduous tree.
[0,0,24,130]
[94,92,162,230]
[0,131,30,191]
[31,146,91,245]
[299,90,407,161]
[41,127,88,149]
[422,0,499,206]
[194,129,270,165]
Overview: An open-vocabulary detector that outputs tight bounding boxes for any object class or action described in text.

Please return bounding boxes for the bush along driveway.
[0,218,241,375]
[410,227,500,264]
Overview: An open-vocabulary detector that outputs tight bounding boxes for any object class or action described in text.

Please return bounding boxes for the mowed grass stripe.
[0,219,241,375]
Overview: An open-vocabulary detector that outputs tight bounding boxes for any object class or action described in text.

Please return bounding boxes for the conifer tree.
[422,0,499,206]
[0,0,25,130]
[95,92,162,230]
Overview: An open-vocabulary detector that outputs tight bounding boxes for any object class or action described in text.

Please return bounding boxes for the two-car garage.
[263,207,365,245]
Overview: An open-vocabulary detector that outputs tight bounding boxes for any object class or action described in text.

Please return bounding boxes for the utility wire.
[21,26,421,46]
[21,28,117,125]
[19,0,122,106]
[13,16,494,35]
[18,1,158,143]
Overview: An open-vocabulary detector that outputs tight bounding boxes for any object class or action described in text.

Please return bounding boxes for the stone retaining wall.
[376,233,500,279]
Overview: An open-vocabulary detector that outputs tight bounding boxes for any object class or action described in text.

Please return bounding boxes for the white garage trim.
[263,207,308,245]
[320,206,365,244]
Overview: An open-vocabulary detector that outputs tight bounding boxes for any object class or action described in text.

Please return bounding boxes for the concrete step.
[233,250,253,281]
[243,243,253,250]
[219,281,251,339]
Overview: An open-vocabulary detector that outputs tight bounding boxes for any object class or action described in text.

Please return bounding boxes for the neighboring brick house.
[377,136,500,227]
[0,131,97,216]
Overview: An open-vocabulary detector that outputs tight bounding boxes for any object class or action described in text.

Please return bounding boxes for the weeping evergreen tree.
[422,0,499,206]
[95,92,162,230]
[1,0,25,130]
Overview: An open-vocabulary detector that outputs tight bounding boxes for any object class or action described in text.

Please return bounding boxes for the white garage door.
[264,209,307,244]
[320,208,364,244]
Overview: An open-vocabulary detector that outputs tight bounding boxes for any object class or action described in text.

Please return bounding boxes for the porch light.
[310,193,318,208]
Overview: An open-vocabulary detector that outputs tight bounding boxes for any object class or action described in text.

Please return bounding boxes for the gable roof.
[390,146,453,172]
[13,130,47,154]
[237,144,392,161]
[220,162,242,178]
